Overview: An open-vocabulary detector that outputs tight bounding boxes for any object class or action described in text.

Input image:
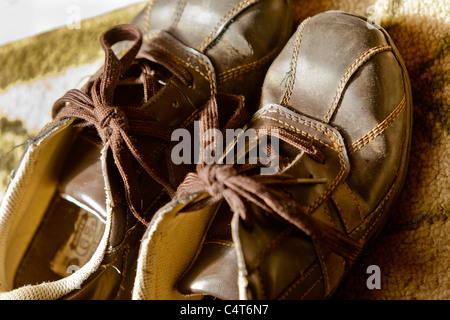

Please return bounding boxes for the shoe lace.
[52,24,193,225]
[175,100,362,261]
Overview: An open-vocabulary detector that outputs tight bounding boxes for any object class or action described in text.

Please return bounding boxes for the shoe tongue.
[58,130,108,221]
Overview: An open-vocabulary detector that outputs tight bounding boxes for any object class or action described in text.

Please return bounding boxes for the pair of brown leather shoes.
[0,1,411,300]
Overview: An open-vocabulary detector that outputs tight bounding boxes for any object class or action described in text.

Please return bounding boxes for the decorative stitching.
[300,277,321,300]
[359,188,395,241]
[314,244,329,294]
[147,41,212,93]
[278,264,318,300]
[246,105,351,297]
[197,0,261,52]
[307,150,346,213]
[252,106,348,213]
[249,226,294,269]
[260,115,333,150]
[143,31,160,42]
[344,182,364,220]
[203,240,235,248]
[217,46,280,84]
[170,0,186,30]
[255,265,266,299]
[323,205,335,227]
[331,196,352,233]
[142,188,167,217]
[142,0,154,34]
[348,94,407,154]
[144,32,216,95]
[269,106,343,150]
[281,18,311,107]
[259,106,336,150]
[324,45,393,123]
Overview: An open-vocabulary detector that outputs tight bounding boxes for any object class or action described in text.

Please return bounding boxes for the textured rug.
[0,0,448,300]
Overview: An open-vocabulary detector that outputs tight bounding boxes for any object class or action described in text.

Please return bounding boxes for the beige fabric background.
[0,0,448,299]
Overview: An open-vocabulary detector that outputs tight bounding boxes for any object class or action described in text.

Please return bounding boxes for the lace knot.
[197,164,236,198]
[95,105,129,141]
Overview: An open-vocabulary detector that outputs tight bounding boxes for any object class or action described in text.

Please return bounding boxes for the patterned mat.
[0,0,448,300]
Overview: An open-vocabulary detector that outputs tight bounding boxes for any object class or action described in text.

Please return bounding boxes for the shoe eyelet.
[172,100,179,109]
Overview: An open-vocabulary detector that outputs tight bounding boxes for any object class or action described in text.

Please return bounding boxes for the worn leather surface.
[177,11,412,299]
[49,0,292,299]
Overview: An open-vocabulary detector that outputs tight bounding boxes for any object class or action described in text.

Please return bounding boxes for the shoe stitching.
[314,243,330,294]
[141,0,154,34]
[255,107,348,214]
[301,277,322,300]
[323,204,336,227]
[255,107,334,150]
[267,105,343,151]
[144,32,216,95]
[164,36,217,95]
[259,115,333,150]
[323,45,393,124]
[197,0,262,52]
[277,263,319,300]
[344,182,364,221]
[142,189,167,217]
[246,106,349,295]
[361,189,394,241]
[308,149,346,213]
[143,31,160,42]
[249,226,294,270]
[256,264,268,300]
[280,17,311,107]
[216,46,280,84]
[348,94,407,154]
[147,41,213,94]
[331,196,351,233]
[352,187,395,241]
[203,240,235,248]
[170,0,187,31]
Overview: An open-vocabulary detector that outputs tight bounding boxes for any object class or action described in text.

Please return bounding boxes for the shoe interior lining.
[2,123,75,289]
[2,124,106,291]
[136,195,219,300]
[13,193,104,288]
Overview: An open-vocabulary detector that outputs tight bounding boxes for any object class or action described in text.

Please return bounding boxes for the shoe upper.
[0,0,292,300]
[132,11,412,300]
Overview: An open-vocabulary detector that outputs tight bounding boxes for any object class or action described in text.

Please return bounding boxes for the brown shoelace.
[52,24,192,225]
[175,101,362,261]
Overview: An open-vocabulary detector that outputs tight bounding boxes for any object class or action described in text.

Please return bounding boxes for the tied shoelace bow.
[52,24,193,225]
[175,102,362,261]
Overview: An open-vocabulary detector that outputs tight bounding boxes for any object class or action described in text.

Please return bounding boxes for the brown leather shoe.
[132,10,412,300]
[0,0,292,300]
